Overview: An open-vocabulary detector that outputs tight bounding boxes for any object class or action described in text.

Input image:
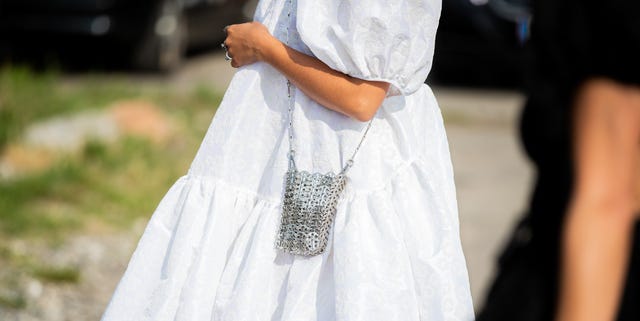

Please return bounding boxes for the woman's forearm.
[258,35,389,121]
[556,79,640,321]
[223,22,389,121]
[559,199,635,321]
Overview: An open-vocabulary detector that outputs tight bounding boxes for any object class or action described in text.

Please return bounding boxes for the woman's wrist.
[257,34,283,65]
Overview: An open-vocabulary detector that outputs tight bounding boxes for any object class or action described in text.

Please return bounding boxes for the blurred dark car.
[430,0,531,87]
[0,0,252,71]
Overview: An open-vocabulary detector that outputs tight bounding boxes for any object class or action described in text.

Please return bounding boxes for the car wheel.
[133,0,187,72]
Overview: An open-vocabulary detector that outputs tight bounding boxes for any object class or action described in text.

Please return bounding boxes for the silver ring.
[221,43,232,61]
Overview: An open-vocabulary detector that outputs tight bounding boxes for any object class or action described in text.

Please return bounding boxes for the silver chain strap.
[283,0,374,175]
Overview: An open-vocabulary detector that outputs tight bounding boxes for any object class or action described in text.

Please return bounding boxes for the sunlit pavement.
[436,88,532,307]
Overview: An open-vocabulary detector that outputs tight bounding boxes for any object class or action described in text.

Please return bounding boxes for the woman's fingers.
[222,24,236,66]
[221,22,272,68]
[223,24,245,68]
[225,44,242,68]
[230,56,240,68]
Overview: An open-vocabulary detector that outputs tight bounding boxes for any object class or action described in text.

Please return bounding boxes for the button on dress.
[101,0,474,320]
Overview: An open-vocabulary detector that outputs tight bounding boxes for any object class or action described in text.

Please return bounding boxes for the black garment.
[477,0,640,320]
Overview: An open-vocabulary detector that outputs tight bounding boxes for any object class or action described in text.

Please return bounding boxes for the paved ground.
[437,89,533,306]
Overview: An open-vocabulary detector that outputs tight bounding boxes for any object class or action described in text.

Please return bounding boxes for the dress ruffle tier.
[102,156,472,321]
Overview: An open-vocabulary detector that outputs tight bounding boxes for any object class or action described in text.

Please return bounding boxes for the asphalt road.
[437,89,533,307]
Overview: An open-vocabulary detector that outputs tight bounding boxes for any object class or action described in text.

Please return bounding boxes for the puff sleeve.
[296,0,441,96]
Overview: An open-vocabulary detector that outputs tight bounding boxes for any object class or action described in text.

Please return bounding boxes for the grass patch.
[0,65,222,304]
[0,160,85,236]
[0,291,26,310]
[0,65,221,238]
[31,265,80,284]
[0,66,222,309]
[0,134,189,237]
[0,66,139,151]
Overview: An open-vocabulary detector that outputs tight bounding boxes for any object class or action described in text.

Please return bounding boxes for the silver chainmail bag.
[274,83,372,256]
[275,164,347,256]
[275,0,374,256]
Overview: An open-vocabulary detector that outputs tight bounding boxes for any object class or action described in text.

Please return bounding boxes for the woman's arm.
[556,79,640,321]
[223,22,390,122]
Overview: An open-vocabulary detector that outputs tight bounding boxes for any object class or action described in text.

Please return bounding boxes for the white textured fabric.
[297,0,441,96]
[102,0,475,320]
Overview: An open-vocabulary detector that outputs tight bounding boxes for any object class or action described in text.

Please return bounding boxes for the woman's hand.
[223,21,389,121]
[223,22,276,68]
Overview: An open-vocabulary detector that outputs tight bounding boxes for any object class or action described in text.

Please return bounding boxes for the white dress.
[101,0,474,320]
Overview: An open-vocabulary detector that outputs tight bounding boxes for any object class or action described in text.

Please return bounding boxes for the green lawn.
[0,65,222,306]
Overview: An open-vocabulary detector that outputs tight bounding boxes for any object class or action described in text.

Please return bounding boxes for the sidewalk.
[436,88,532,306]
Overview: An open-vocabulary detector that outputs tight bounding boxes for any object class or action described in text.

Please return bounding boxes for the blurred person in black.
[476,0,640,321]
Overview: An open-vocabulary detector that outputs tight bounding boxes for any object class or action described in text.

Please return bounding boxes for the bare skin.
[222,21,390,122]
[557,79,640,321]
